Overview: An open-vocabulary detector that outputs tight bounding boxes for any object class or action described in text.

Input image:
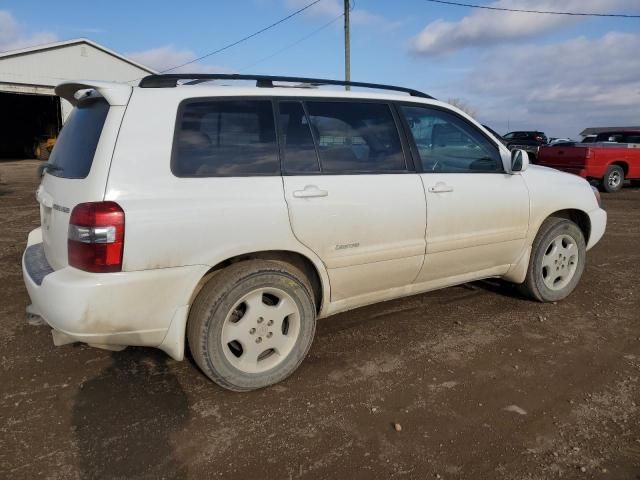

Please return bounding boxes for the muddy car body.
[23,75,607,390]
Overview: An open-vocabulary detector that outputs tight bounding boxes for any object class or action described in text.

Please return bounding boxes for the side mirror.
[510,149,529,173]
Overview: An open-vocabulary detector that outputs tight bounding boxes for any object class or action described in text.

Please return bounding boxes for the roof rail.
[138,74,435,99]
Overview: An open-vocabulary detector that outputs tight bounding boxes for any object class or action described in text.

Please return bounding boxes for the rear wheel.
[521,217,586,302]
[602,165,624,193]
[187,260,316,391]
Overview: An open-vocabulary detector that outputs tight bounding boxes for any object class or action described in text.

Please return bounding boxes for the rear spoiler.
[55,81,132,106]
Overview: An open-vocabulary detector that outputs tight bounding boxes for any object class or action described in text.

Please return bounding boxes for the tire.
[601,165,624,193]
[37,142,50,161]
[521,217,586,302]
[187,260,316,391]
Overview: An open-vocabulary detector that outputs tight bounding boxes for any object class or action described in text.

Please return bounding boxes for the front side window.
[305,101,406,173]
[172,100,278,177]
[401,105,502,173]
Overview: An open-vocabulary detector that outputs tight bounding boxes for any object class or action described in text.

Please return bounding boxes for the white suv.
[23,74,607,391]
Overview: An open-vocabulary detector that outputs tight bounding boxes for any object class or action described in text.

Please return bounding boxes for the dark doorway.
[0,91,62,159]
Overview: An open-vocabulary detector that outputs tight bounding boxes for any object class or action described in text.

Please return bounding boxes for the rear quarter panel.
[104,89,331,309]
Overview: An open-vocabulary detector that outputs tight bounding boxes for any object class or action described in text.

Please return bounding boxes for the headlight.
[591,185,602,208]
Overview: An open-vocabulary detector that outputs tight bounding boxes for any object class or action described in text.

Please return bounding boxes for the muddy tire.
[187,260,316,391]
[520,217,586,302]
[601,165,624,193]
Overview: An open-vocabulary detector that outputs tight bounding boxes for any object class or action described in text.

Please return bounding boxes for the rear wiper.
[38,164,64,177]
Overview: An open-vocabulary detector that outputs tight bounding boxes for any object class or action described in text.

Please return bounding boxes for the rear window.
[47,97,109,179]
[172,100,279,177]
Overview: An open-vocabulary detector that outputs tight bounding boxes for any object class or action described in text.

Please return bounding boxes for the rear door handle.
[293,185,328,198]
[428,182,454,193]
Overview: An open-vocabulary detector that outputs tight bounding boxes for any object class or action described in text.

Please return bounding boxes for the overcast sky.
[1,0,639,138]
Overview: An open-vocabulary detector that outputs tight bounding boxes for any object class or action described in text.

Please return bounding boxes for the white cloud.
[0,10,57,52]
[410,0,640,56]
[126,45,234,74]
[460,32,640,137]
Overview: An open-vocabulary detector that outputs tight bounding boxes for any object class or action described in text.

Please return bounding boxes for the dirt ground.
[1,160,639,480]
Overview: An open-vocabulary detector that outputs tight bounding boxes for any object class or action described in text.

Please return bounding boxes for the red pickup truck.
[537,131,640,192]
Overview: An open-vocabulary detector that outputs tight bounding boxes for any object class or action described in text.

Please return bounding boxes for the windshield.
[47,97,109,179]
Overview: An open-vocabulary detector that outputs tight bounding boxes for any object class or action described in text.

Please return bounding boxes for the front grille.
[24,243,54,286]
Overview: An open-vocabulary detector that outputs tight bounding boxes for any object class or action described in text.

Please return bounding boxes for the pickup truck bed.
[537,142,640,192]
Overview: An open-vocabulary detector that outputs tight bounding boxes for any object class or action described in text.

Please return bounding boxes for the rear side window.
[172,100,278,177]
[278,101,320,173]
[305,101,406,173]
[47,97,109,179]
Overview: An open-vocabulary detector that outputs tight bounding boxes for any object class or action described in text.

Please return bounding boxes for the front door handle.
[293,185,328,198]
[428,182,454,193]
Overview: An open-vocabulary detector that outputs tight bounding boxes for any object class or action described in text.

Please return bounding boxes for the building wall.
[0,42,151,120]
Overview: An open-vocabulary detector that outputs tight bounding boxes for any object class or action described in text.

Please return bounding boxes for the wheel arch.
[548,209,591,246]
[608,161,629,176]
[187,250,327,315]
[503,208,591,284]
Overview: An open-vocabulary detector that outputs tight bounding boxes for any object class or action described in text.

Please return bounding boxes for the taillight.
[68,201,125,273]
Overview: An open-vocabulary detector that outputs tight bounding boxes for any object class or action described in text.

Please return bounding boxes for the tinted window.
[305,101,405,173]
[173,100,278,177]
[278,101,320,173]
[47,97,109,179]
[401,106,502,173]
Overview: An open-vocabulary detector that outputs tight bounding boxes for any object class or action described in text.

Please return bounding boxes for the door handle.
[293,185,328,198]
[428,182,454,193]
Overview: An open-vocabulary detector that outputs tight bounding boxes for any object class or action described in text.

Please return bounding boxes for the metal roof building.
[0,38,155,159]
[580,126,640,136]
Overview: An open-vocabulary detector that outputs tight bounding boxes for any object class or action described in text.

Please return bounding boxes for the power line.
[424,0,640,18]
[161,0,324,73]
[239,14,343,72]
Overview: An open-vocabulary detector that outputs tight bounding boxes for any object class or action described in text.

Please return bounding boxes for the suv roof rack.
[138,74,435,99]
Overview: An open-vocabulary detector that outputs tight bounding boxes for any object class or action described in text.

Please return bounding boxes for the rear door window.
[173,100,279,177]
[47,97,109,179]
[304,101,406,173]
[278,101,320,174]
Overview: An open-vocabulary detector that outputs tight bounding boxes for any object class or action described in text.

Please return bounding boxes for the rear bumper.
[586,208,607,251]
[22,228,206,360]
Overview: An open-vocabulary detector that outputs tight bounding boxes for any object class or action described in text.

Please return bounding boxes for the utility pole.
[344,0,350,90]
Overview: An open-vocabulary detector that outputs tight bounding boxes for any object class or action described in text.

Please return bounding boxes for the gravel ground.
[1,160,639,479]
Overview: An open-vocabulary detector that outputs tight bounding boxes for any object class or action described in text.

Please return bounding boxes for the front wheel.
[187,260,316,391]
[602,165,624,193]
[520,217,586,302]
